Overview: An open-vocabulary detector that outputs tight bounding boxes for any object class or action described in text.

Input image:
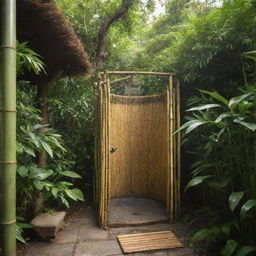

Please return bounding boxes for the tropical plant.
[178,87,256,256]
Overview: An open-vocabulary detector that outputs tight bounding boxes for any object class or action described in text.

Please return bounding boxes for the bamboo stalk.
[168,75,174,221]
[172,84,177,218]
[0,0,17,255]
[106,71,174,76]
[102,71,108,229]
[110,75,131,84]
[176,80,181,216]
[166,90,170,214]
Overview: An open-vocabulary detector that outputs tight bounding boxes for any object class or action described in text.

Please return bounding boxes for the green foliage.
[179,87,256,255]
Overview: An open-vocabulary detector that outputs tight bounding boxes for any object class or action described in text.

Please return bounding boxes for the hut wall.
[109,94,168,202]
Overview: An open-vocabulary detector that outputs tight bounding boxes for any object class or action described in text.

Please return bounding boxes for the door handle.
[110,146,117,153]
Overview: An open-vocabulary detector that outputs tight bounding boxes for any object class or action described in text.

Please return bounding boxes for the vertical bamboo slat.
[172,83,178,218]
[166,89,170,214]
[176,80,181,216]
[168,75,174,221]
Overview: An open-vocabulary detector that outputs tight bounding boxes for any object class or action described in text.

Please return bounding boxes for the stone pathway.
[25,207,197,256]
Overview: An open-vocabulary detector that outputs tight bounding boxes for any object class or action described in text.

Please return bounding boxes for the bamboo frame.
[0,0,17,255]
[97,71,180,227]
[106,71,174,76]
[110,75,132,84]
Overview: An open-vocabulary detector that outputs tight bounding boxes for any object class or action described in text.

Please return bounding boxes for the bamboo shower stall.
[95,71,180,229]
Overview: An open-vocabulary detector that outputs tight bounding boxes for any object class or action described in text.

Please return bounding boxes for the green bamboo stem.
[0,0,17,255]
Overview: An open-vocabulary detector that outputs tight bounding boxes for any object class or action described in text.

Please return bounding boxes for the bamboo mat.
[117,230,183,253]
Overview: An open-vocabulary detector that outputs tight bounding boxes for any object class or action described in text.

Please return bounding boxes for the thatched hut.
[17,0,92,168]
[17,0,91,83]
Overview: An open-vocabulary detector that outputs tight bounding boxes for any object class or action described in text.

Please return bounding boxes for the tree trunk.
[35,72,62,214]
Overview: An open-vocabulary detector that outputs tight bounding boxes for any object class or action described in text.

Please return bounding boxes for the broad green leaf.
[228,93,252,111]
[199,90,228,105]
[233,119,256,132]
[65,189,78,201]
[17,223,33,229]
[51,187,58,198]
[187,104,222,111]
[17,166,29,177]
[185,175,212,192]
[71,189,84,201]
[34,180,46,190]
[41,141,53,158]
[240,199,256,220]
[236,246,256,256]
[29,168,54,180]
[221,240,238,256]
[60,195,70,208]
[229,191,244,212]
[61,171,82,179]
[23,146,35,157]
[192,227,221,242]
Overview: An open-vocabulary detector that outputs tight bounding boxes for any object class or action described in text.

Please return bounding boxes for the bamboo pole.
[106,71,174,76]
[172,83,177,218]
[106,75,110,226]
[168,75,174,222]
[0,0,17,255]
[110,75,131,84]
[176,80,181,216]
[166,89,170,214]
[102,71,108,229]
[99,77,104,227]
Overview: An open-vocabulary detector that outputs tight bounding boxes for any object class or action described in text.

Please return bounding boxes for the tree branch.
[96,0,134,70]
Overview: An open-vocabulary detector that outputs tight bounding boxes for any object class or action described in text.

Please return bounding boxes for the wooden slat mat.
[117,230,183,253]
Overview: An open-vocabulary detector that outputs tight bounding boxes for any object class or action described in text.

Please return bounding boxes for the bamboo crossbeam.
[110,75,132,84]
[106,71,174,76]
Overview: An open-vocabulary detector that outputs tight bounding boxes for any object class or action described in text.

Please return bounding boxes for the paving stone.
[113,251,168,256]
[75,240,122,256]
[79,225,108,241]
[25,242,74,256]
[31,212,66,239]
[166,248,196,256]
[53,225,79,244]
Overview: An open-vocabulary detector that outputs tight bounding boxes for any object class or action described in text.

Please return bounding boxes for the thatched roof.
[17,0,91,84]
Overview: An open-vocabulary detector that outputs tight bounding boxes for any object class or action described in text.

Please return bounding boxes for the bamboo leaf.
[187,104,222,111]
[199,90,228,105]
[233,119,256,131]
[228,93,252,111]
[236,246,256,256]
[221,240,238,256]
[240,199,256,220]
[229,191,245,212]
[185,120,209,134]
[192,227,221,242]
[215,112,232,123]
[185,175,212,191]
